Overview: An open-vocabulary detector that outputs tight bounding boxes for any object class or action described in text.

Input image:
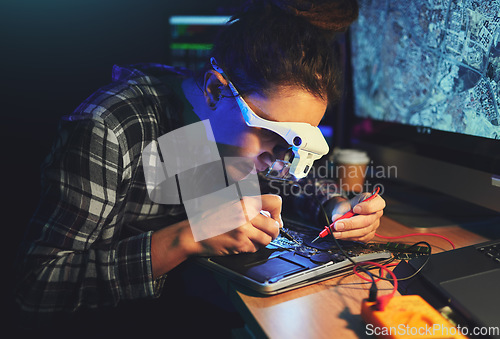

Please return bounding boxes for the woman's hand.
[151,194,282,278]
[327,193,386,243]
[193,194,282,256]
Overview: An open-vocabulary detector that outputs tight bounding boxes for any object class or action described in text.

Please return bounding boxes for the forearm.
[151,219,197,278]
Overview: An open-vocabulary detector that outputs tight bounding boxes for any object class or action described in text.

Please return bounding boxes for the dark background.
[1,0,244,327]
[1,0,244,260]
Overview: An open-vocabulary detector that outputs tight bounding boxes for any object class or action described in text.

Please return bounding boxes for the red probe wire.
[311,186,381,243]
[354,261,398,292]
[354,261,398,310]
[312,185,455,308]
[353,262,398,283]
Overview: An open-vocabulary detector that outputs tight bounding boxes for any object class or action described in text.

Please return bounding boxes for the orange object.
[361,295,468,339]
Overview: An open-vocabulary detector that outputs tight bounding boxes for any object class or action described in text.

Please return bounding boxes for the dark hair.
[209,0,359,104]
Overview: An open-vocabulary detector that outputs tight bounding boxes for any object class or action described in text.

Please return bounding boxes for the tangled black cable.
[314,195,432,283]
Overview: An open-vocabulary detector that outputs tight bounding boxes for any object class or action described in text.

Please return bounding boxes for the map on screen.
[350,0,500,140]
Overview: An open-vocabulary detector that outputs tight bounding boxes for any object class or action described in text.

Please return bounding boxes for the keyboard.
[477,242,500,264]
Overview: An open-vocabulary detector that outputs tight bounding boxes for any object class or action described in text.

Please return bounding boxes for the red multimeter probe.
[311,186,381,243]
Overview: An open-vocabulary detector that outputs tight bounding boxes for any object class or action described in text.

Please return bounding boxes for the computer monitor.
[346,0,500,213]
[168,15,232,72]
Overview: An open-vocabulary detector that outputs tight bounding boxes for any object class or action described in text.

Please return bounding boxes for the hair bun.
[270,0,359,32]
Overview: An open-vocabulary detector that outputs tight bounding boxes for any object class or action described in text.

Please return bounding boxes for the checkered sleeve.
[15,118,158,314]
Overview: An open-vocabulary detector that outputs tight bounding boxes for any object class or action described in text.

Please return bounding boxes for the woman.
[15,0,384,335]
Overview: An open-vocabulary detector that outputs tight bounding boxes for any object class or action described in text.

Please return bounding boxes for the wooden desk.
[217,216,492,339]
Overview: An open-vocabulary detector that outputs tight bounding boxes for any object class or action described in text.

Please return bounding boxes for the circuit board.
[274,220,431,262]
[269,221,392,264]
[200,219,394,294]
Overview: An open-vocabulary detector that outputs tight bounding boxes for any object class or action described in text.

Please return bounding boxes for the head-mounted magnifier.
[210,57,329,181]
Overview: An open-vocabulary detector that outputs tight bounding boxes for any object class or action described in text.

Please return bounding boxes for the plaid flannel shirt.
[15,63,342,316]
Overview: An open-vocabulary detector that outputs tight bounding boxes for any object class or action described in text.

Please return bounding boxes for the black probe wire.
[336,257,397,282]
[312,195,379,285]
[314,195,432,283]
[270,178,431,282]
[353,241,432,282]
[272,178,377,285]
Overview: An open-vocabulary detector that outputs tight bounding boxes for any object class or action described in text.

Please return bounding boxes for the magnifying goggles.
[210,57,329,180]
